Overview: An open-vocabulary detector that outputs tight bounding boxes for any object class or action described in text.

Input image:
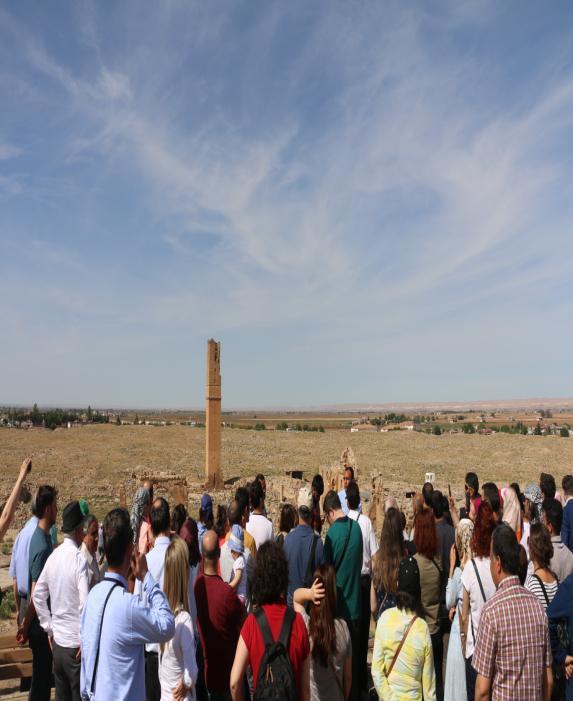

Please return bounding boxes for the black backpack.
[254,606,297,701]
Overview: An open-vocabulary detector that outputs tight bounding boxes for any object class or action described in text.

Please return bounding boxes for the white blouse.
[159,609,198,701]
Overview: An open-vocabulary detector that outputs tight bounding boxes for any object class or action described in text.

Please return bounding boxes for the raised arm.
[0,458,31,541]
[129,553,175,645]
[293,578,325,616]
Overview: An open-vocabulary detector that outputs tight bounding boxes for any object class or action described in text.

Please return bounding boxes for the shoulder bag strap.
[334,520,353,573]
[91,581,121,694]
[386,616,418,678]
[471,559,487,603]
[277,605,295,649]
[254,607,275,646]
[431,558,442,576]
[304,535,319,588]
[533,574,551,607]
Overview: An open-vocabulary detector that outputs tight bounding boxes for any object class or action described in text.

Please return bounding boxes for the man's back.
[9,516,39,598]
[80,573,174,700]
[561,500,573,552]
[324,517,363,621]
[194,572,243,694]
[550,535,573,582]
[284,523,324,603]
[473,576,551,700]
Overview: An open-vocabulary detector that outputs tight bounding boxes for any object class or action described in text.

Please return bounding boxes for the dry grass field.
[1,424,573,527]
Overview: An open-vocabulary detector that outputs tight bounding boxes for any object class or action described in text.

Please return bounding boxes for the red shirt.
[241,603,310,699]
[194,573,244,693]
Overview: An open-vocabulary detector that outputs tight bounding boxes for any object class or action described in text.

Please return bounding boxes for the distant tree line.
[4,404,109,430]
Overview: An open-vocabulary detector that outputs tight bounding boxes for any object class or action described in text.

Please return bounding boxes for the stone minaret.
[205,339,223,488]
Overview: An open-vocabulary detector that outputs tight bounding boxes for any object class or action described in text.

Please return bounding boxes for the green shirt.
[27,526,53,634]
[324,516,363,622]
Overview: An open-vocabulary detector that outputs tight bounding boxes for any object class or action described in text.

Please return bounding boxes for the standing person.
[544,498,573,583]
[234,487,258,557]
[444,519,474,701]
[472,524,553,701]
[547,572,573,701]
[323,491,362,701]
[131,485,153,554]
[214,505,229,547]
[523,483,544,555]
[413,508,443,701]
[541,473,557,500]
[337,467,358,515]
[171,505,189,536]
[371,507,408,621]
[81,515,102,590]
[293,565,352,701]
[80,508,175,701]
[560,475,573,552]
[482,482,502,523]
[246,480,273,549]
[220,500,256,600]
[276,503,298,547]
[346,481,377,697]
[431,491,455,632]
[422,482,434,508]
[0,457,32,541]
[194,531,244,701]
[284,493,324,606]
[255,474,268,517]
[228,525,248,606]
[17,485,58,701]
[464,472,481,518]
[198,494,214,551]
[10,504,39,624]
[159,537,198,701]
[501,486,522,541]
[32,501,89,701]
[372,556,436,701]
[310,475,324,535]
[525,524,559,609]
[459,502,497,701]
[230,540,310,701]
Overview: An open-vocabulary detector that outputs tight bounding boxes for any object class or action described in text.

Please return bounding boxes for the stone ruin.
[122,469,189,508]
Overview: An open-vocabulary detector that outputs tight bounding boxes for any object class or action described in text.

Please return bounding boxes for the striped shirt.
[372,606,436,700]
[524,574,558,610]
[472,576,551,701]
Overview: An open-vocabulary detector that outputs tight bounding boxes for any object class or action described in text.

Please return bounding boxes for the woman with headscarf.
[444,519,474,701]
[522,483,543,556]
[501,486,522,541]
[130,485,152,552]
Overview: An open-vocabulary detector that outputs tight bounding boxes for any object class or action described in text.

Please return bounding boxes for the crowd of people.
[3,460,573,701]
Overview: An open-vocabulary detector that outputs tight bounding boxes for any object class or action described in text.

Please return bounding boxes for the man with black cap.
[33,500,89,701]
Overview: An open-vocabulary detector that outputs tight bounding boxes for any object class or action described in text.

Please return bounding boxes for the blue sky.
[1,1,573,408]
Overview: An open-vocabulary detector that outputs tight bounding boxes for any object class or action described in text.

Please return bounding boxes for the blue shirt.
[284,523,324,605]
[9,516,39,596]
[80,572,174,701]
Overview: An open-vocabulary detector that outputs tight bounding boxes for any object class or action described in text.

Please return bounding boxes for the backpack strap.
[334,519,354,572]
[254,607,275,647]
[277,606,295,649]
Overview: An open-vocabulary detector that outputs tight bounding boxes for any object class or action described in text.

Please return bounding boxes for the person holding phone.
[0,457,32,542]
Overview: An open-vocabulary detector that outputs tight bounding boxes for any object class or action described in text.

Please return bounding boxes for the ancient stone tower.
[205,339,223,488]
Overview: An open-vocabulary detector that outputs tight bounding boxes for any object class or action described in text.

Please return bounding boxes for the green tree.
[560,427,570,438]
[30,403,42,427]
[276,422,288,431]
[432,425,442,436]
[87,405,93,422]
[319,426,325,433]
[254,422,266,431]
[116,415,122,425]
[534,424,542,436]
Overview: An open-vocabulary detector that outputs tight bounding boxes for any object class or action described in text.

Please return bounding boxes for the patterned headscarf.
[524,483,543,525]
[456,518,474,566]
[130,487,150,544]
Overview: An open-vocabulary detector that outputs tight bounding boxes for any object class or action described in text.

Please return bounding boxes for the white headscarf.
[502,486,521,534]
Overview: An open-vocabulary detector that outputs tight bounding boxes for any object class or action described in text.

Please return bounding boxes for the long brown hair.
[372,508,404,595]
[413,508,438,559]
[309,564,338,667]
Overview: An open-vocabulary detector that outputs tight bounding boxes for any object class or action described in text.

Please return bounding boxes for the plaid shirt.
[472,575,551,701]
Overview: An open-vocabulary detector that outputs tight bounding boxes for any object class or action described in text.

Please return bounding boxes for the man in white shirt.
[33,500,89,701]
[346,481,377,697]
[134,496,196,701]
[246,480,273,549]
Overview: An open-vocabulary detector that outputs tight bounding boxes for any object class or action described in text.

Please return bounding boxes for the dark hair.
[422,482,434,507]
[151,497,170,537]
[199,507,214,530]
[413,509,437,559]
[372,508,404,595]
[311,474,324,496]
[228,500,242,526]
[543,498,563,533]
[33,485,57,518]
[251,540,289,605]
[323,490,341,514]
[171,504,188,534]
[465,472,479,495]
[82,514,98,535]
[518,545,528,585]
[346,482,360,511]
[309,564,338,667]
[235,486,250,516]
[471,501,496,557]
[400,510,406,531]
[250,480,264,510]
[492,523,520,576]
[343,466,355,479]
[279,503,297,534]
[528,523,554,569]
[562,475,573,496]
[214,505,228,539]
[104,508,133,568]
[510,483,525,512]
[256,473,266,485]
[431,490,444,520]
[482,482,501,515]
[179,518,201,567]
[395,591,425,619]
[540,473,556,499]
